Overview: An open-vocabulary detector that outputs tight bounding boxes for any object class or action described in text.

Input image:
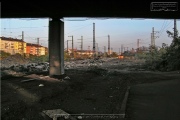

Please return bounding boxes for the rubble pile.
[1,69,26,77]
[0,54,30,69]
[6,62,49,72]
[1,57,114,77]
[64,58,106,69]
[0,57,148,80]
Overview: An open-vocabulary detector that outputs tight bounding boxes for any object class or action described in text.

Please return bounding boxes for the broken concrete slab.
[64,76,70,80]
[42,109,76,120]
[39,84,44,87]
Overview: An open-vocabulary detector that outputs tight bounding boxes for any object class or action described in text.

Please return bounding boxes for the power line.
[124,42,137,45]
[1,27,38,29]
[65,24,92,35]
[159,20,173,37]
[83,35,107,40]
[159,20,166,35]
[24,37,48,39]
[166,24,174,30]
[141,41,151,44]
[1,26,48,29]
[66,24,92,28]
[24,33,36,41]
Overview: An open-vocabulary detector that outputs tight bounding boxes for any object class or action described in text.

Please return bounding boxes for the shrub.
[146,29,180,71]
[0,50,11,59]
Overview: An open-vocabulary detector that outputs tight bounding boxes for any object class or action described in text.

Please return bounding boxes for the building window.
[5,43,9,49]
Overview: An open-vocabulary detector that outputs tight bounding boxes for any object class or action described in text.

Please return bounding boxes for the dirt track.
[1,58,180,120]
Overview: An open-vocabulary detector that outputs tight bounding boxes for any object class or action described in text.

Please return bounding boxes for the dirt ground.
[1,58,180,120]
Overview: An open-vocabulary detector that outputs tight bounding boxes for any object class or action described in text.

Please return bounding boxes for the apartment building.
[0,37,48,56]
[0,37,26,55]
[26,43,47,56]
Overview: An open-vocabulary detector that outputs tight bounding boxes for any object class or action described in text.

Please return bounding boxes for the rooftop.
[0,37,25,42]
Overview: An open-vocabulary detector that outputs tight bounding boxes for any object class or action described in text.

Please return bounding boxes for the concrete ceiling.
[1,0,179,19]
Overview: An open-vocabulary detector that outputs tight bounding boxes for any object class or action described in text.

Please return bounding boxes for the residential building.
[40,46,46,55]
[26,43,47,56]
[0,37,26,55]
[0,37,48,56]
[26,43,37,55]
[45,47,48,55]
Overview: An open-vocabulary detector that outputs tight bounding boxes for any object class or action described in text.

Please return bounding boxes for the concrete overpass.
[1,0,179,78]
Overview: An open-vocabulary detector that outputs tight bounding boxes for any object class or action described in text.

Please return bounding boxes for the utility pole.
[78,36,83,56]
[37,38,40,56]
[104,46,106,53]
[93,23,96,57]
[96,43,98,56]
[137,39,140,52]
[119,48,120,55]
[67,40,72,54]
[104,46,106,57]
[22,31,24,41]
[152,27,155,47]
[22,31,24,56]
[68,36,73,58]
[111,47,113,54]
[174,19,177,40]
[121,44,123,54]
[151,33,153,51]
[81,36,83,51]
[67,40,68,53]
[151,27,159,50]
[108,35,110,55]
[72,36,74,58]
[88,46,90,56]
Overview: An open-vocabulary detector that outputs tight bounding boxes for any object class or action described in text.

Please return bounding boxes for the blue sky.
[1,18,179,53]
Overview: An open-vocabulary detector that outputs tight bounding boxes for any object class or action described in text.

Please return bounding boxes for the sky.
[1,18,180,53]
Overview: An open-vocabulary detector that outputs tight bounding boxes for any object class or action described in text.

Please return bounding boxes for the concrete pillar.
[49,18,64,77]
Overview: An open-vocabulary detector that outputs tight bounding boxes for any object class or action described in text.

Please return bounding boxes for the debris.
[39,76,50,79]
[0,54,30,68]
[21,79,36,83]
[77,116,83,119]
[42,109,76,120]
[39,84,44,87]
[1,70,25,77]
[64,76,70,80]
